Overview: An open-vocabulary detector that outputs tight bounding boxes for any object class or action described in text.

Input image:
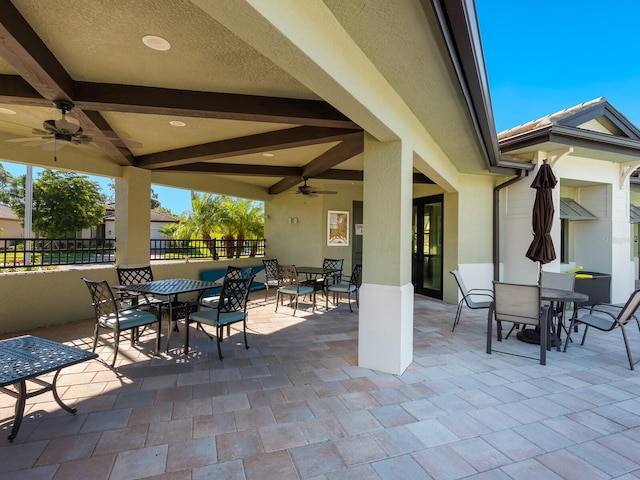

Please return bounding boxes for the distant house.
[2,203,178,240]
[0,204,22,239]
[100,204,178,240]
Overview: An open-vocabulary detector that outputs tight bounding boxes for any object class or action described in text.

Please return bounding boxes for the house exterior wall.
[502,155,634,304]
[0,218,22,238]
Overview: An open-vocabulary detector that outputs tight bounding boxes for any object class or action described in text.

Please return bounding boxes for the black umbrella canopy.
[525,160,557,265]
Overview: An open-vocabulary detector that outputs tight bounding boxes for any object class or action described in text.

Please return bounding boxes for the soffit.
[322,0,489,175]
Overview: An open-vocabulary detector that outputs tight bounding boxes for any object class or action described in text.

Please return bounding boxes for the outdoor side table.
[0,335,98,442]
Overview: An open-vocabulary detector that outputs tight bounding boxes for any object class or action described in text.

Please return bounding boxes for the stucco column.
[114,167,151,266]
[359,135,414,374]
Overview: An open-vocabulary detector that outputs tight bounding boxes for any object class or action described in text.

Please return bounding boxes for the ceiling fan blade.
[311,190,337,195]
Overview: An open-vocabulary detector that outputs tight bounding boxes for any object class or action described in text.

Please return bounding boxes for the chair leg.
[275,291,280,312]
[92,324,99,352]
[620,324,634,370]
[243,319,249,350]
[348,292,353,313]
[216,324,223,360]
[486,306,494,354]
[452,300,463,332]
[111,331,120,367]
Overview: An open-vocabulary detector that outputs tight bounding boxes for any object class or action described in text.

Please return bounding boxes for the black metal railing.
[0,238,116,270]
[150,238,265,260]
[0,237,265,270]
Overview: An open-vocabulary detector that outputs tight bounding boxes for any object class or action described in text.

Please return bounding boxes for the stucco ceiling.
[0,0,481,199]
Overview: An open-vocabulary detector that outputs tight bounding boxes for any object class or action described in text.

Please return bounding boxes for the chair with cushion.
[326,264,362,312]
[198,265,254,310]
[261,258,282,300]
[82,276,161,367]
[116,265,165,313]
[276,265,316,315]
[563,289,640,369]
[450,269,493,332]
[186,275,254,360]
[487,281,550,365]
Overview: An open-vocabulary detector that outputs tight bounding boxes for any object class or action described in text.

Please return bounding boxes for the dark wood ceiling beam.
[0,2,73,101]
[73,81,359,128]
[136,126,362,169]
[80,110,135,166]
[162,162,364,182]
[0,75,49,106]
[162,163,302,177]
[269,134,363,194]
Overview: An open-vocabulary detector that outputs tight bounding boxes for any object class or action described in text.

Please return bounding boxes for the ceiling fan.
[296,177,337,196]
[35,100,92,145]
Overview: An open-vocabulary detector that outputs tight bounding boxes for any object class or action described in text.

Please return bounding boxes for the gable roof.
[497,98,640,163]
[0,204,19,221]
[103,204,178,223]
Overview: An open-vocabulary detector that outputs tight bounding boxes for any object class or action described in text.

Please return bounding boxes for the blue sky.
[476,0,640,132]
[4,1,640,212]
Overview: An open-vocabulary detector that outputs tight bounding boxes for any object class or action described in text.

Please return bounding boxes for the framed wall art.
[327,210,349,246]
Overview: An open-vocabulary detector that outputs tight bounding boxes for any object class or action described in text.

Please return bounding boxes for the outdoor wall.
[556,156,633,303]
[0,257,263,335]
[264,181,362,272]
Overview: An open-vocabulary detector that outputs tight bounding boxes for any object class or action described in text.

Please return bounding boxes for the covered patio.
[2,294,639,478]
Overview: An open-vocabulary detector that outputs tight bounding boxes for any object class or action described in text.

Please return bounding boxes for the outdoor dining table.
[0,335,98,441]
[114,278,220,353]
[296,266,340,306]
[516,287,589,350]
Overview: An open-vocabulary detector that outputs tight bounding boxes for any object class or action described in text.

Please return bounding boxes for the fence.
[150,238,265,260]
[0,237,265,270]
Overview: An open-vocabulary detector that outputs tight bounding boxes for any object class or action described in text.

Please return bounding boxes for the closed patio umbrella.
[526,159,557,276]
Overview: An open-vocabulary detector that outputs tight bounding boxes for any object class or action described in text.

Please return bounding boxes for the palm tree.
[174,193,223,258]
[218,196,264,258]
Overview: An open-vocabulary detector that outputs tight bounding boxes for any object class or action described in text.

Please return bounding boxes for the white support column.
[114,167,152,266]
[359,135,414,374]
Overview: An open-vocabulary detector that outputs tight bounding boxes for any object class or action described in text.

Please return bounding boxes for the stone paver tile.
[325,463,381,480]
[0,439,48,472]
[51,453,115,480]
[499,458,564,480]
[172,396,213,420]
[93,424,149,456]
[570,439,639,476]
[334,434,387,467]
[259,423,308,452]
[258,374,293,390]
[373,424,426,456]
[597,432,640,463]
[193,459,244,480]
[306,396,349,418]
[482,429,544,462]
[234,405,276,431]
[110,444,168,480]
[26,414,87,441]
[0,464,58,480]
[401,399,446,420]
[412,444,477,479]
[113,389,157,409]
[312,380,348,397]
[289,441,346,478]
[449,437,511,472]
[335,410,383,436]
[271,401,315,423]
[541,417,601,443]
[512,423,574,452]
[80,408,132,433]
[192,381,229,399]
[299,417,347,443]
[372,454,431,479]
[338,391,379,411]
[211,393,250,414]
[244,450,298,480]
[167,436,217,472]
[368,404,416,428]
[437,412,492,439]
[467,406,522,431]
[128,402,173,426]
[216,429,265,462]
[246,388,287,408]
[146,417,192,447]
[405,419,459,447]
[536,449,610,479]
[193,413,237,439]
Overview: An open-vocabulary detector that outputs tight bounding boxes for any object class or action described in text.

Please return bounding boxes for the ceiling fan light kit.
[296,177,338,196]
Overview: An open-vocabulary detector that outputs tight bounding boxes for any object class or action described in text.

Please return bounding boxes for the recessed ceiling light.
[142,35,171,51]
[169,120,186,127]
[0,108,16,114]
[262,153,274,157]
